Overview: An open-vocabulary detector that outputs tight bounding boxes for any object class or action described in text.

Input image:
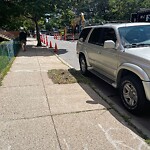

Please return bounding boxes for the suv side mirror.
[104,40,115,49]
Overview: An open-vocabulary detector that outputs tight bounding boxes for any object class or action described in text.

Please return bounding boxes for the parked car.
[76,22,150,114]
[40,30,49,35]
[49,28,59,36]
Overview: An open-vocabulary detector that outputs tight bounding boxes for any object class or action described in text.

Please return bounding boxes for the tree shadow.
[17,45,55,57]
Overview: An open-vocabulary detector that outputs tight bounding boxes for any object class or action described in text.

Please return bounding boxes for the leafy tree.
[140,0,150,8]
[0,0,23,30]
[0,0,55,46]
[108,0,143,21]
[1,0,150,46]
[16,0,55,46]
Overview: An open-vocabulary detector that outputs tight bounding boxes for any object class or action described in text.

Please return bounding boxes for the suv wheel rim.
[81,58,86,72]
[123,82,138,107]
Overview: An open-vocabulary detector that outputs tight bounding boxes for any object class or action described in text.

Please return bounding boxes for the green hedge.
[13,37,21,56]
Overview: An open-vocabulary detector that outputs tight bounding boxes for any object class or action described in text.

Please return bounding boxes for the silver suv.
[76,23,150,114]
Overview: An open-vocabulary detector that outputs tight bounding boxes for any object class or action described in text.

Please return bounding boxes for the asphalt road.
[49,37,80,70]
[47,36,150,140]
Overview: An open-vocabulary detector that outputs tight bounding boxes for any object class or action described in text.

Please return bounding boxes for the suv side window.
[79,28,91,42]
[88,28,103,45]
[101,28,117,45]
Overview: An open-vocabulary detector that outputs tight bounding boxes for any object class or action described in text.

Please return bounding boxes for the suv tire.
[120,75,146,114]
[79,55,88,76]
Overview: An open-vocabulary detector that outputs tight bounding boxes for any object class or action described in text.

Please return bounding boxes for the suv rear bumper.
[143,81,150,101]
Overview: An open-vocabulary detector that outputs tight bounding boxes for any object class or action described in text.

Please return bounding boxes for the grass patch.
[0,56,9,72]
[121,115,131,123]
[0,57,15,86]
[145,139,150,145]
[47,69,91,84]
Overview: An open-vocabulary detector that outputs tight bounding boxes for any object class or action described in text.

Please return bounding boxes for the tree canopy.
[1,0,150,45]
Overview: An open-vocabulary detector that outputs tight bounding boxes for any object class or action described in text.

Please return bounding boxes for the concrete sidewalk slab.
[41,72,55,85]
[45,83,110,114]
[18,49,37,57]
[38,56,69,71]
[37,56,66,64]
[53,109,149,150]
[40,63,68,71]
[2,72,43,87]
[0,117,60,150]
[10,56,39,71]
[10,64,40,72]
[13,57,38,65]
[0,86,50,120]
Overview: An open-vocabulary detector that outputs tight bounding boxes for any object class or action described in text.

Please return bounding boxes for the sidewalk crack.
[36,49,63,150]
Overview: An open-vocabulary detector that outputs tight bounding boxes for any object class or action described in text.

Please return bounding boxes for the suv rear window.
[79,28,91,42]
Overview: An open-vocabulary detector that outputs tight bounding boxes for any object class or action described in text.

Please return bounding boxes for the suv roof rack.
[104,20,130,24]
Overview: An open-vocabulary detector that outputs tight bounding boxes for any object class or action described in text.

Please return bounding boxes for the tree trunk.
[34,19,41,46]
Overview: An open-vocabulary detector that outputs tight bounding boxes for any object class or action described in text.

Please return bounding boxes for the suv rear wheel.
[120,75,147,114]
[79,55,88,75]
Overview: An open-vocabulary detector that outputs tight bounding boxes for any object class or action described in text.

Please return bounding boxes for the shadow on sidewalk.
[56,49,68,55]
[68,68,150,141]
[18,44,68,58]
[18,45,55,57]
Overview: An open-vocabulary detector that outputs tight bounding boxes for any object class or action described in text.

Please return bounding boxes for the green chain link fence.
[0,38,20,74]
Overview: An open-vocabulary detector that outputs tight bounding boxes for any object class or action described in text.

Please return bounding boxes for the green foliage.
[0,1,23,30]
[0,55,9,73]
[23,19,35,31]
[108,0,140,21]
[145,139,150,145]
[1,0,150,34]
[60,9,75,26]
[140,0,150,8]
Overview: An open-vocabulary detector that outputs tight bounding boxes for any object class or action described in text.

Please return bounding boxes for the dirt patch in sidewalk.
[48,69,90,84]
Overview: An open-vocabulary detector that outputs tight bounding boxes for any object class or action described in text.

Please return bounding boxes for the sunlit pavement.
[0,37,149,150]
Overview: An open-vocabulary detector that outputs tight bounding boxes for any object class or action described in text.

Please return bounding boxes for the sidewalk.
[0,38,149,150]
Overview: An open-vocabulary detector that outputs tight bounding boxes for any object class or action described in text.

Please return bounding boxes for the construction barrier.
[54,33,64,40]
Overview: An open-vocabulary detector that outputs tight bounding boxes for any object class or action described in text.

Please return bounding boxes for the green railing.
[0,38,20,74]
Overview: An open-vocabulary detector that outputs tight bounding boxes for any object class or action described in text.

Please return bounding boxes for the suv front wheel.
[120,75,147,114]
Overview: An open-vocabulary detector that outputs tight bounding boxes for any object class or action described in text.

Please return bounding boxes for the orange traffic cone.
[49,41,52,48]
[54,43,58,53]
